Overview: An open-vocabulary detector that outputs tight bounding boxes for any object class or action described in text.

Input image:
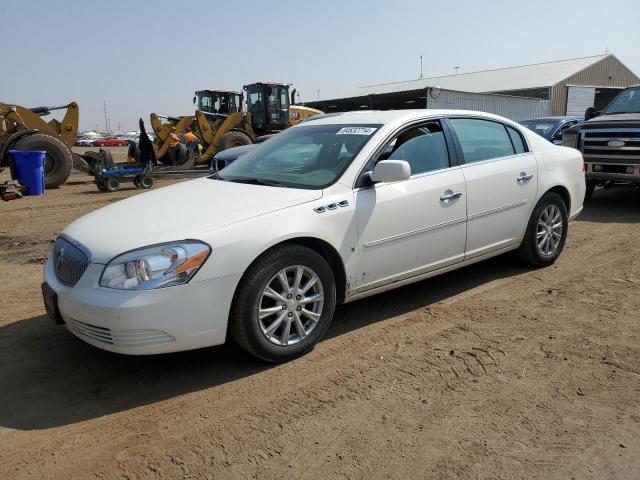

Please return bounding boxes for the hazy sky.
[1,0,638,130]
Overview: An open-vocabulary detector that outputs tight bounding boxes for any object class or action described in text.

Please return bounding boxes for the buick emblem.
[608,140,625,147]
[55,247,66,272]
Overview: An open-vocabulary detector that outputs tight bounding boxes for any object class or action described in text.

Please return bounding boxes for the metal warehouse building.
[305,54,639,120]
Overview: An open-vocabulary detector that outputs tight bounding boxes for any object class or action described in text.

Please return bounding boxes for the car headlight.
[99,241,210,290]
[562,132,578,148]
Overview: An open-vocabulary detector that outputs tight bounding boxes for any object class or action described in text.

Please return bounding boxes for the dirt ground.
[1,150,639,479]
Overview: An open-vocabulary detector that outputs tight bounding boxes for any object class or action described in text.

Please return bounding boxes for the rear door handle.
[517,172,534,183]
[440,190,463,201]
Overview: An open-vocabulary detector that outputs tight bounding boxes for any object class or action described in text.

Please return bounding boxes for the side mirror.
[370,160,411,183]
[553,130,564,140]
[585,106,598,121]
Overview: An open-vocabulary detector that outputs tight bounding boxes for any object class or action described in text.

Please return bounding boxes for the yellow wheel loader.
[0,102,83,187]
[142,82,322,167]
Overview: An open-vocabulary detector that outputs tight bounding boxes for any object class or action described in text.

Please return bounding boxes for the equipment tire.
[13,133,72,188]
[518,192,568,267]
[219,131,252,151]
[128,143,141,164]
[105,178,119,192]
[139,176,153,189]
[229,244,336,362]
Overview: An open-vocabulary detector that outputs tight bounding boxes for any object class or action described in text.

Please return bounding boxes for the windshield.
[602,86,640,114]
[217,124,380,189]
[197,93,222,114]
[519,120,556,137]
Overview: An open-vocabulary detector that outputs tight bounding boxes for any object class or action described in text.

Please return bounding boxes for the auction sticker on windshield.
[336,127,377,135]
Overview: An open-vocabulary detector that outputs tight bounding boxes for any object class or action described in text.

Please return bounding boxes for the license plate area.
[41,282,64,325]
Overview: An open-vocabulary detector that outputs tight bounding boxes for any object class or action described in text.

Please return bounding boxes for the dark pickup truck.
[562,85,640,199]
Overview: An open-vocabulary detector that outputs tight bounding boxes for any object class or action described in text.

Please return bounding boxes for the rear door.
[448,117,538,259]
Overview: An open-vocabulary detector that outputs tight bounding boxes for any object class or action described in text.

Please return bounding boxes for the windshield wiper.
[220,176,285,187]
[602,111,635,115]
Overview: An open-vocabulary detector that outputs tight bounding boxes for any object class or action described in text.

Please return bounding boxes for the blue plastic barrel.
[9,150,46,195]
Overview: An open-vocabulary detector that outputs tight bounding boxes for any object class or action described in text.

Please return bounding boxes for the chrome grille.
[66,318,175,347]
[52,236,90,286]
[582,128,640,163]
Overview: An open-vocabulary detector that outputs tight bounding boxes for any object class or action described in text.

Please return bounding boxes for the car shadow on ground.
[578,186,640,223]
[0,254,529,431]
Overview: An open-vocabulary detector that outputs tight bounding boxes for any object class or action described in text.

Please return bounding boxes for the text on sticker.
[336,127,377,135]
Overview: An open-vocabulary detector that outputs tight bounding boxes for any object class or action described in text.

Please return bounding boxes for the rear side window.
[506,126,527,154]
[450,118,516,163]
[378,121,450,175]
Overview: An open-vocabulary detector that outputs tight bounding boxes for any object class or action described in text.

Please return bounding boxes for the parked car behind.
[76,136,101,147]
[93,137,128,147]
[43,110,585,362]
[520,116,583,144]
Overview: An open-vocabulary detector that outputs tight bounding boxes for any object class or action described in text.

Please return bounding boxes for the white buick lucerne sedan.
[43,110,585,362]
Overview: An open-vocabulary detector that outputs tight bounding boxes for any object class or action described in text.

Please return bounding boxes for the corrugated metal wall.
[550,56,640,114]
[426,89,549,121]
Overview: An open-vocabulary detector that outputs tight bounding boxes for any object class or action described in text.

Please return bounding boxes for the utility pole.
[454,66,460,75]
[103,100,109,132]
[317,90,320,101]
[419,55,423,79]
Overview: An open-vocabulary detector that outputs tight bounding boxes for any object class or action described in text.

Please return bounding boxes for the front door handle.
[440,190,463,201]
[517,172,534,183]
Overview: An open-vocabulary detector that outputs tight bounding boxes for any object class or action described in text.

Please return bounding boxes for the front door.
[353,120,467,293]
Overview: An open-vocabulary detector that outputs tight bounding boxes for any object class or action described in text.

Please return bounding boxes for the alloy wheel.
[258,265,324,346]
[536,204,563,257]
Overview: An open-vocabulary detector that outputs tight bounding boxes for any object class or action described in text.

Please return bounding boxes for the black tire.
[96,180,108,192]
[585,180,596,201]
[105,178,119,192]
[128,143,141,164]
[229,244,337,362]
[83,151,102,171]
[13,133,72,188]
[169,143,188,165]
[99,148,115,168]
[133,175,141,188]
[518,192,568,267]
[218,130,252,151]
[139,175,153,189]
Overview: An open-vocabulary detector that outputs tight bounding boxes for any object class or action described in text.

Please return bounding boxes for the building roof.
[359,55,612,95]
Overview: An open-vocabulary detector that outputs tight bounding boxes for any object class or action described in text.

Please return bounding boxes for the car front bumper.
[44,257,242,355]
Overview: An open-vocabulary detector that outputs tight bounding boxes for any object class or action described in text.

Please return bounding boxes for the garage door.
[566,86,596,115]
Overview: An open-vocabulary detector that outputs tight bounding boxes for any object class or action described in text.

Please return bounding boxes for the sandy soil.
[1,157,639,479]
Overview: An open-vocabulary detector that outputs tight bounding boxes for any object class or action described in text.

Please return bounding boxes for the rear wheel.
[218,131,252,151]
[229,244,336,362]
[518,192,568,267]
[13,133,72,188]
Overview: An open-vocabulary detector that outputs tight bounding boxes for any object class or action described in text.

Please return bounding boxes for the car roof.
[521,116,583,122]
[299,109,519,126]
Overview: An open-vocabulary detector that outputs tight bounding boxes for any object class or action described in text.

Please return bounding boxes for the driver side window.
[377,121,451,175]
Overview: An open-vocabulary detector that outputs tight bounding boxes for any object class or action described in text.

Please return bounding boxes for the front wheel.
[229,244,336,362]
[518,192,568,267]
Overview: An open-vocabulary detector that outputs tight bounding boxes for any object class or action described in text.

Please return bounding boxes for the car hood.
[588,113,640,122]
[63,177,322,264]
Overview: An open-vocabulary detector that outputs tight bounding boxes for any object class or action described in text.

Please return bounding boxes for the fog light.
[593,164,602,172]
[626,166,634,174]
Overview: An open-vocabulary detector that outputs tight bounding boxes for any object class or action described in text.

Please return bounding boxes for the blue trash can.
[9,150,46,196]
